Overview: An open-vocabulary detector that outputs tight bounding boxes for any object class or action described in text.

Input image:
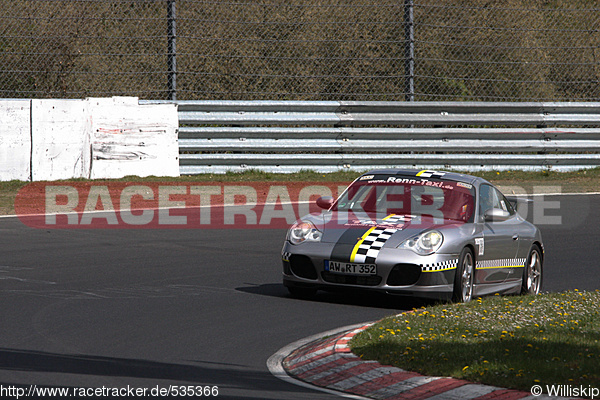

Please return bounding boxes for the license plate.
[324,260,377,275]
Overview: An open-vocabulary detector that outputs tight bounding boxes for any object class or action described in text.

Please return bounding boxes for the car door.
[475,184,520,284]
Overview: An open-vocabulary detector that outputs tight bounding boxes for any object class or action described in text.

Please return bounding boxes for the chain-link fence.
[1,1,599,101]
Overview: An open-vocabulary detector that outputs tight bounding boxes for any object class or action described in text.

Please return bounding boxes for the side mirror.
[506,196,532,217]
[505,196,532,208]
[484,208,511,222]
[316,196,334,210]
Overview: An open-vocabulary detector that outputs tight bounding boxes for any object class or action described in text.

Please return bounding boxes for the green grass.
[350,291,600,390]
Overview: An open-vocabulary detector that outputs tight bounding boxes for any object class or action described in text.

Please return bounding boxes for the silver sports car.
[281,169,543,302]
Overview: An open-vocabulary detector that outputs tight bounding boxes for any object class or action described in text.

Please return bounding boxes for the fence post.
[167,0,177,100]
[404,0,415,102]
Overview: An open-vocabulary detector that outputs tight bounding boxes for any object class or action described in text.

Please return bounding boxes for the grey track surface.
[0,194,597,399]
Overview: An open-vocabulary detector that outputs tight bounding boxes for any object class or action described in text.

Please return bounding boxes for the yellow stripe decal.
[350,226,376,262]
[416,170,426,176]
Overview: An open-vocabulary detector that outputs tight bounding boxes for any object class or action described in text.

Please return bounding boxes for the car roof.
[361,169,486,185]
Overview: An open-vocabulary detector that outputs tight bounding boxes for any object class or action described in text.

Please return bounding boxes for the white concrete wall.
[0,97,179,181]
[31,99,91,181]
[0,100,31,181]
[88,97,179,179]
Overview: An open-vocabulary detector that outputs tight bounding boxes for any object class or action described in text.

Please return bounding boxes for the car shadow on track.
[236,283,441,311]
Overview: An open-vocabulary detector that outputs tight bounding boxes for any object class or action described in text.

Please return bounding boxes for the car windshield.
[333,174,476,223]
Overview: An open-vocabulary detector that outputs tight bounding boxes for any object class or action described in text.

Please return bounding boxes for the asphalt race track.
[0,194,597,399]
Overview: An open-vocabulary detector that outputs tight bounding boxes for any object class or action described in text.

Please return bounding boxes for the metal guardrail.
[142,101,600,174]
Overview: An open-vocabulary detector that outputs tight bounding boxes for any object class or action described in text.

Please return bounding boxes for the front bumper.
[281,241,460,300]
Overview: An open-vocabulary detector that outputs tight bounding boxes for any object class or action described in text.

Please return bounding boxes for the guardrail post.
[404,0,415,102]
[167,0,177,100]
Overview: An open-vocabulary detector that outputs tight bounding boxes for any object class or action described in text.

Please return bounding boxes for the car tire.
[452,247,475,303]
[521,244,543,295]
[287,286,317,299]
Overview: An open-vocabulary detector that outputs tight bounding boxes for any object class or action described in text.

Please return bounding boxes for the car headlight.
[398,230,443,255]
[288,221,323,245]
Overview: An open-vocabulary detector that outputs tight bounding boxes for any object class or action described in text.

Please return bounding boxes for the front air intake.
[386,263,422,286]
[289,255,318,280]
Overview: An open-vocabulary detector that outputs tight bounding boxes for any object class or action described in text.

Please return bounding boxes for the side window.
[478,184,515,217]
[478,184,496,216]
[497,189,516,215]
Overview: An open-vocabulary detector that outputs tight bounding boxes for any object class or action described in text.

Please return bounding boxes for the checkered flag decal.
[382,215,406,225]
[476,258,526,269]
[352,228,397,264]
[416,170,446,179]
[421,259,458,272]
